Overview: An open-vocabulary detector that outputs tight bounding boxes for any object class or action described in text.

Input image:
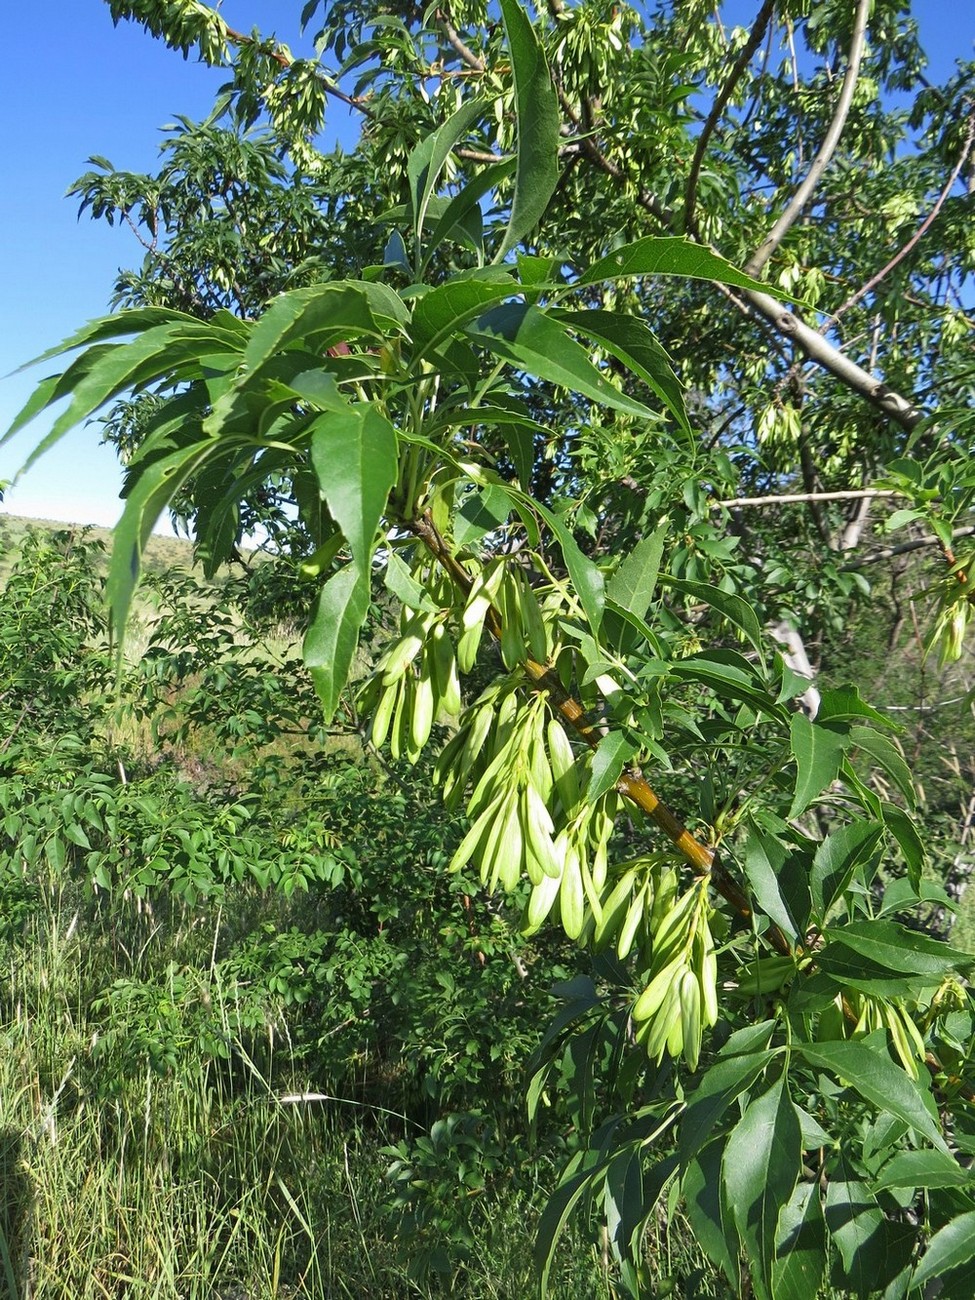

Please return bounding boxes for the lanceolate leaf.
[411,270,517,357]
[309,404,397,575]
[848,726,916,806]
[243,282,399,384]
[874,1150,975,1193]
[577,236,789,296]
[408,97,489,245]
[422,158,516,274]
[773,1181,827,1300]
[668,649,780,714]
[788,715,850,817]
[588,730,636,802]
[808,822,883,924]
[553,309,691,435]
[660,575,766,659]
[606,523,667,621]
[6,325,239,472]
[822,920,974,978]
[495,0,560,261]
[303,564,371,724]
[722,1076,802,1300]
[911,1212,975,1291]
[799,1041,947,1151]
[108,438,218,644]
[468,303,656,420]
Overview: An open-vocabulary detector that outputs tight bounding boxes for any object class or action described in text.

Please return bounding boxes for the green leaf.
[303,565,371,724]
[243,282,398,384]
[808,821,884,923]
[8,326,234,473]
[661,576,765,659]
[722,1076,802,1300]
[684,1139,740,1289]
[848,726,915,806]
[453,485,513,546]
[874,1150,974,1193]
[422,158,516,274]
[535,1154,611,1298]
[773,1181,827,1300]
[384,550,438,612]
[824,1169,890,1298]
[606,523,667,621]
[822,920,974,978]
[798,1041,947,1151]
[817,686,895,728]
[408,97,488,246]
[679,1049,775,1167]
[588,731,636,802]
[788,715,850,817]
[668,649,780,714]
[912,1211,975,1289]
[495,0,560,261]
[577,236,788,296]
[468,304,656,420]
[553,310,690,435]
[742,824,799,943]
[411,268,517,357]
[108,438,217,644]
[882,802,925,884]
[309,404,397,575]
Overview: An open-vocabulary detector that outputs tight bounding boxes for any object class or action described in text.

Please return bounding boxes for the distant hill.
[0,512,198,581]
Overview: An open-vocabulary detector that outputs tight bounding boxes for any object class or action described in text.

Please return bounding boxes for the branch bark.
[744,0,871,277]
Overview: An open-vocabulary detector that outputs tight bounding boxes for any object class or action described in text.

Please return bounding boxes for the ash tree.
[7,0,975,1294]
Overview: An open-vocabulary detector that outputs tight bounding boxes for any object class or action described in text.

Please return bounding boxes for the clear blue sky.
[0,3,969,532]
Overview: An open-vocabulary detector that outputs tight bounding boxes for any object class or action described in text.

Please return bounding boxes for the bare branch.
[840,524,975,570]
[437,10,486,74]
[745,0,871,277]
[712,489,898,511]
[683,0,776,232]
[821,109,975,333]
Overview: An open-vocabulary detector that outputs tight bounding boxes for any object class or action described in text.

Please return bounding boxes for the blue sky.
[0,2,969,531]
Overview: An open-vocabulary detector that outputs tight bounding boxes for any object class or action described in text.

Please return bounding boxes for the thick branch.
[684,0,777,233]
[745,0,871,276]
[738,291,924,428]
[437,11,486,73]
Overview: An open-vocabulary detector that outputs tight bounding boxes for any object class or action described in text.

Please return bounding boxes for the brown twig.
[683,0,777,233]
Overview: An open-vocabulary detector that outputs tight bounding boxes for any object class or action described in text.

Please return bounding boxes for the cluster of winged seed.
[364,556,721,1069]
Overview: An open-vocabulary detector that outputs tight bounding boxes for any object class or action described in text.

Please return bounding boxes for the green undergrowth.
[0,527,649,1296]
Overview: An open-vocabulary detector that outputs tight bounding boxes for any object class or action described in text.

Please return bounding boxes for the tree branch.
[839,524,975,570]
[683,0,777,233]
[744,0,871,277]
[712,488,898,510]
[820,108,975,333]
[436,10,486,74]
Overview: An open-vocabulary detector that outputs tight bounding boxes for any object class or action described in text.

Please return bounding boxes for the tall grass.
[0,881,617,1299]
